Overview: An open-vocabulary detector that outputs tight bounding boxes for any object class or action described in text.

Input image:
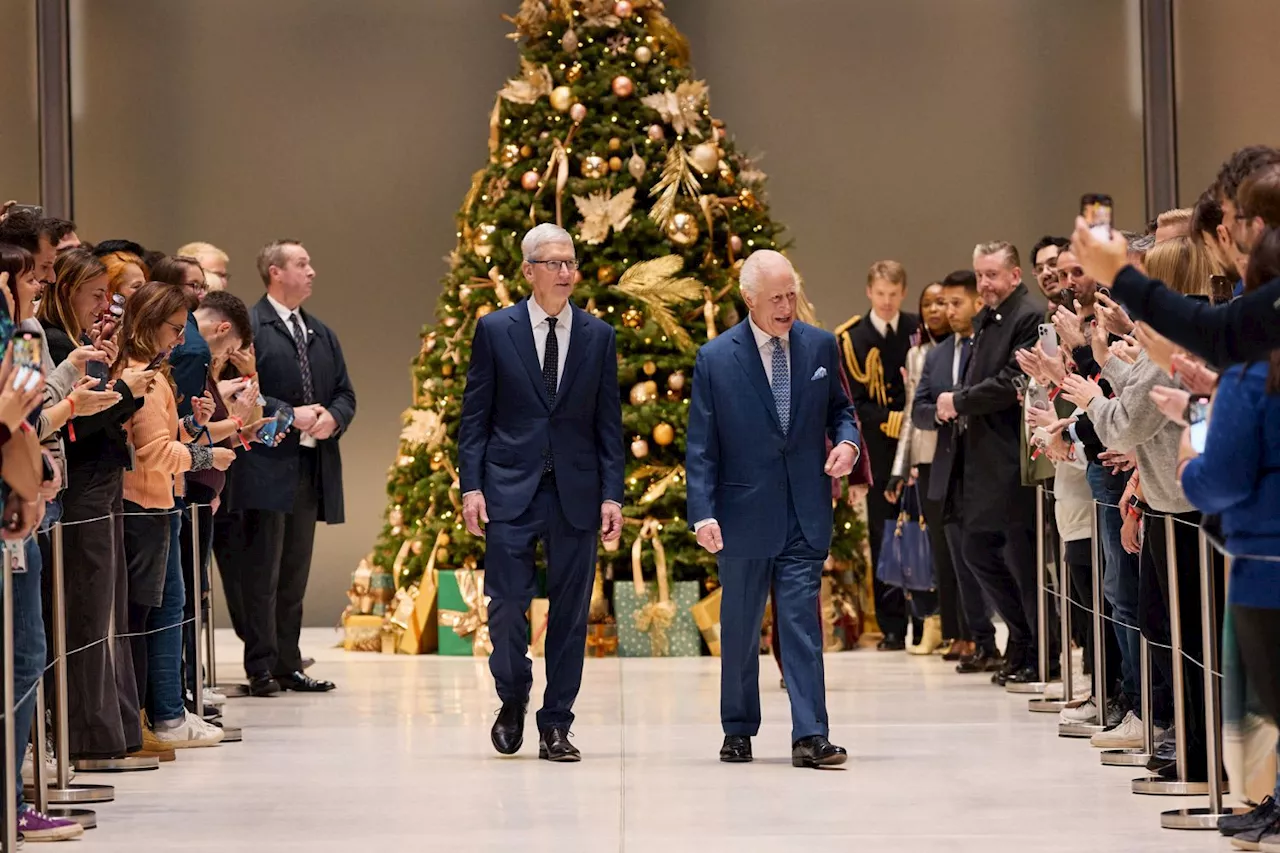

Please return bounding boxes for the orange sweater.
[122,362,194,509]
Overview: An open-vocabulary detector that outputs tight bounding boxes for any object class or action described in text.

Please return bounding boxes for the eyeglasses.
[164,320,186,336]
[528,259,578,272]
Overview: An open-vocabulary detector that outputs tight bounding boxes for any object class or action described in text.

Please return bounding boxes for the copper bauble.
[608,137,623,152]
[612,75,634,98]
[566,63,583,84]
[628,152,647,179]
[644,380,658,397]
[438,533,451,548]
[634,45,653,65]
[597,265,616,283]
[521,170,540,191]
[550,86,574,113]
[621,307,644,328]
[629,382,650,405]
[520,144,534,158]
[689,142,720,175]
[652,422,675,446]
[729,234,744,253]
[570,102,588,123]
[614,0,633,17]
[738,187,760,210]
[631,437,650,458]
[647,124,665,141]
[665,211,700,246]
[643,360,657,376]
[667,371,686,391]
[440,363,454,377]
[581,155,609,179]
[500,144,521,167]
[609,156,623,172]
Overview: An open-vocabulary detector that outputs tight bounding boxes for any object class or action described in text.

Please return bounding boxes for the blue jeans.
[1086,462,1141,706]
[145,508,186,723]
[3,536,48,809]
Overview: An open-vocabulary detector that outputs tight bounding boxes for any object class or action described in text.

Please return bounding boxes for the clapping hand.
[1053,304,1087,351]
[1171,353,1219,396]
[1060,373,1103,409]
[1095,292,1135,337]
[1134,322,1177,375]
[1149,386,1191,426]
[1110,334,1142,364]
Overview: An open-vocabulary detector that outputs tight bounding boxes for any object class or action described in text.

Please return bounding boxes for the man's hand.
[1098,449,1136,474]
[1094,292,1135,337]
[1060,374,1103,409]
[695,521,723,554]
[1071,216,1129,286]
[1121,510,1141,555]
[308,408,339,440]
[824,442,857,479]
[463,492,488,538]
[1171,353,1220,396]
[1053,304,1087,351]
[600,502,622,544]
[229,345,256,377]
[936,391,957,422]
[292,404,320,432]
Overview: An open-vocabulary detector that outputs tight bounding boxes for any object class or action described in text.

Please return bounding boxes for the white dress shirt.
[527,296,573,391]
[266,294,318,448]
[869,311,900,339]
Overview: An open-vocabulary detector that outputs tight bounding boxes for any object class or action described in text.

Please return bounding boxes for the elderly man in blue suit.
[686,249,861,768]
[459,223,625,763]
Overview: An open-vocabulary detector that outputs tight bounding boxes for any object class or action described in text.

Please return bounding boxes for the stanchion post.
[190,504,204,721]
[1036,485,1049,681]
[3,541,19,853]
[1091,502,1108,722]
[32,688,49,812]
[1141,637,1154,754]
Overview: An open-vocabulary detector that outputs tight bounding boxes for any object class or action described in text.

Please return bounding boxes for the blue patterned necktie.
[771,337,790,435]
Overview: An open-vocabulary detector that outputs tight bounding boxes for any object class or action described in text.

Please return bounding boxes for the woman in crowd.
[101,250,149,302]
[36,247,153,761]
[886,282,954,655]
[115,281,232,749]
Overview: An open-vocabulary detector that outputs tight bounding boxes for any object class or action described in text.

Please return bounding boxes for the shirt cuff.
[463,489,481,498]
[604,500,622,508]
[839,439,861,463]
[693,518,717,532]
[1067,423,1080,444]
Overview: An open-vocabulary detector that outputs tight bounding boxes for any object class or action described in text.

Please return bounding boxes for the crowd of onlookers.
[843,145,1280,849]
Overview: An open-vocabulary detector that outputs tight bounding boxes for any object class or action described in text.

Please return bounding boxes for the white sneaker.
[19,744,72,786]
[1058,696,1098,725]
[1090,710,1156,749]
[152,710,225,748]
[203,687,228,707]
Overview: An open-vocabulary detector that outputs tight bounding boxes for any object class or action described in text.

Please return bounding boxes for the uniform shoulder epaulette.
[834,315,862,337]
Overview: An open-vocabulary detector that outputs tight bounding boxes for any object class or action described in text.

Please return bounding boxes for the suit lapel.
[255,298,295,350]
[552,305,591,410]
[731,321,783,433]
[788,324,807,430]
[507,300,551,411]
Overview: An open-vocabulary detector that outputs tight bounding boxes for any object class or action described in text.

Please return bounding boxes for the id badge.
[5,541,28,575]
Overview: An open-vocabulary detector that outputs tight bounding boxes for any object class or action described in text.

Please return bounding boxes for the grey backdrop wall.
[0,0,1268,630]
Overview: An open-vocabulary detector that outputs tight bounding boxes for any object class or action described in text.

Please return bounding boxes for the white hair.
[739,249,796,298]
[521,223,574,262]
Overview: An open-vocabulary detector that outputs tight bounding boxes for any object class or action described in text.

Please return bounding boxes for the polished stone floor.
[63,628,1234,852]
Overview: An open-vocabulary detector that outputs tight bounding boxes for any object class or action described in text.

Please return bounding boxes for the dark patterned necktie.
[542,317,559,474]
[958,336,973,384]
[289,313,314,403]
[771,337,789,435]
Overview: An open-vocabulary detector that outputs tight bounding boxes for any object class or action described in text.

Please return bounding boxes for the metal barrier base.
[1132,776,1210,796]
[1160,805,1242,829]
[1058,722,1104,738]
[43,808,96,830]
[1007,681,1049,695]
[220,725,243,743]
[1028,698,1067,713]
[1101,748,1151,766]
[216,683,249,698]
[73,755,159,773]
[25,783,113,804]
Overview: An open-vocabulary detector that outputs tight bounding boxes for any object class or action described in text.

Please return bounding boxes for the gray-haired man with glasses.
[458,223,624,762]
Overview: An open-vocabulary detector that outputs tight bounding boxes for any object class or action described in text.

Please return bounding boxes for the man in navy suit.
[459,223,624,763]
[686,250,860,768]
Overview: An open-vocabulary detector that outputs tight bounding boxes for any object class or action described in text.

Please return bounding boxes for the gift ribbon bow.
[631,517,676,656]
[439,568,493,656]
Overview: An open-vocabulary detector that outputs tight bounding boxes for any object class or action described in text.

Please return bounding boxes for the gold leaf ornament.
[640,80,708,138]
[573,186,636,245]
[616,255,703,352]
[648,144,700,231]
[400,408,447,450]
[499,59,554,105]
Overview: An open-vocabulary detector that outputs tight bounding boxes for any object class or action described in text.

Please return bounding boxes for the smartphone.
[1026,383,1051,412]
[12,330,43,391]
[145,349,169,371]
[1187,396,1210,454]
[1038,323,1060,358]
[1209,274,1235,304]
[256,407,295,448]
[1081,193,1113,240]
[1012,374,1028,394]
[8,203,43,219]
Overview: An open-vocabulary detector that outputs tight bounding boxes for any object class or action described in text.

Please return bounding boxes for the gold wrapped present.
[530,598,550,657]
[691,587,722,656]
[342,614,384,652]
[438,568,492,656]
[586,621,618,657]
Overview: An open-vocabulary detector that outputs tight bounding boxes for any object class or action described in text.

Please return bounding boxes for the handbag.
[874,485,935,592]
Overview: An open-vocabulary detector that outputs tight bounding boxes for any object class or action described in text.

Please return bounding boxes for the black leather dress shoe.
[538,726,580,762]
[491,701,527,755]
[719,735,752,763]
[248,672,280,697]
[792,735,848,768]
[1002,665,1041,685]
[276,671,336,692]
[955,647,1002,674]
[876,634,906,652]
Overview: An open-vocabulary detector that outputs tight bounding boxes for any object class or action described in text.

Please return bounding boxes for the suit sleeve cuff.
[604,500,622,508]
[839,439,860,463]
[463,489,481,498]
[693,518,717,532]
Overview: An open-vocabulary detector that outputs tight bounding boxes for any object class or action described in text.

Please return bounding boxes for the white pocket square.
[811,367,827,380]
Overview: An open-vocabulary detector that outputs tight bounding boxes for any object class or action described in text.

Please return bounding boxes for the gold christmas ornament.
[499,58,554,105]
[689,142,720,175]
[667,371,686,391]
[629,382,651,405]
[635,45,653,65]
[570,102,588,123]
[550,86,574,112]
[665,211,700,246]
[397,454,415,468]
[609,156,623,172]
[475,304,494,318]
[472,222,497,257]
[438,533,451,548]
[608,137,623,152]
[628,152,647,179]
[652,422,675,446]
[436,548,449,564]
[729,234,744,253]
[738,187,760,210]
[621,307,644,328]
[520,144,534,158]
[641,80,709,138]
[440,363,454,377]
[645,379,659,398]
[631,437,650,458]
[614,0,633,17]
[572,186,636,244]
[561,28,580,53]
[581,154,610,179]
[566,63,583,84]
[597,265,616,283]
[612,75,635,98]
[521,170,540,191]
[501,144,521,167]
[647,124,665,141]
[643,360,657,376]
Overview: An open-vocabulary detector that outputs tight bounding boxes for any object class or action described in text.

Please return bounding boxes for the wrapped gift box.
[586,621,618,657]
[691,587,723,657]
[342,614,384,652]
[388,571,439,655]
[529,598,550,657]
[614,580,700,657]
[437,569,492,656]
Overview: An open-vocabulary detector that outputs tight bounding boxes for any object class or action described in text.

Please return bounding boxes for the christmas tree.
[372,0,867,603]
